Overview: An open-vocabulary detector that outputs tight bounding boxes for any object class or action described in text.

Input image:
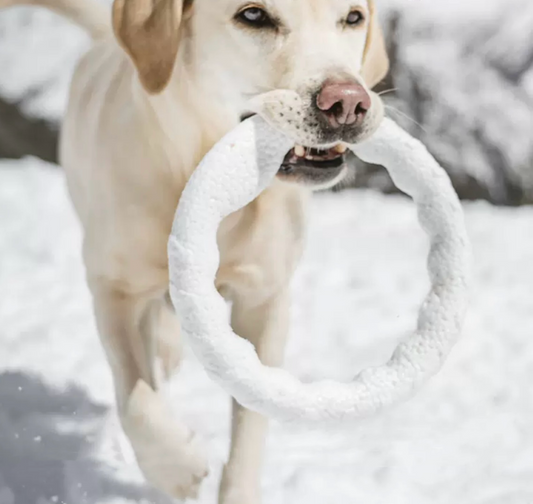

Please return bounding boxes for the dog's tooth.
[294,145,305,157]
[335,144,348,154]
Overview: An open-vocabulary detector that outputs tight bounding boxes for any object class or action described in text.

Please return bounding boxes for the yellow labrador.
[1,0,388,501]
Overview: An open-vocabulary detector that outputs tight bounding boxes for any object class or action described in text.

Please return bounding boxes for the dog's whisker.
[385,105,428,134]
[377,87,398,97]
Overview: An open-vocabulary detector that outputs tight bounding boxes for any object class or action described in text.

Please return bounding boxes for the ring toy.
[168,90,470,424]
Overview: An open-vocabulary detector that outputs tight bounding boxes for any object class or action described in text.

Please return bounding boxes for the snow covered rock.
[374,0,533,204]
[0,5,92,162]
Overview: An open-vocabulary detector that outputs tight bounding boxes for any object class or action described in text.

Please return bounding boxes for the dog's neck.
[129,58,241,187]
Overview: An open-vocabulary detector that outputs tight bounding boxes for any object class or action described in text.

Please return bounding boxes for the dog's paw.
[122,380,209,499]
[136,433,209,499]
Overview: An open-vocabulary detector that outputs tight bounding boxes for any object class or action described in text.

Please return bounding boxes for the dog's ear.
[112,0,189,94]
[361,0,389,89]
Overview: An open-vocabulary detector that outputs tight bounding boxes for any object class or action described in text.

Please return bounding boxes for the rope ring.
[168,91,470,424]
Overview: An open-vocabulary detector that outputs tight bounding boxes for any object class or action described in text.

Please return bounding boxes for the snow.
[1,158,532,504]
[0,0,532,499]
[0,8,91,119]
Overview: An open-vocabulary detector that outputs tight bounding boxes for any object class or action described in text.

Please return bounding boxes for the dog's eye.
[346,9,365,26]
[236,6,275,28]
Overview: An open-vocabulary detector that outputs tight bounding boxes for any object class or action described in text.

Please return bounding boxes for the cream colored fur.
[0,0,388,501]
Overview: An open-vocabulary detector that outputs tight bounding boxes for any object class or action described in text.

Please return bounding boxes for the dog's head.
[113,0,389,188]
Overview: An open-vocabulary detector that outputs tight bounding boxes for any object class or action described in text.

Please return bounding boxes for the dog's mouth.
[276,143,348,186]
[240,112,349,186]
[280,144,347,172]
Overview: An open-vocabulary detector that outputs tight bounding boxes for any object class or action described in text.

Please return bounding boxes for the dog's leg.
[91,280,209,499]
[218,289,290,504]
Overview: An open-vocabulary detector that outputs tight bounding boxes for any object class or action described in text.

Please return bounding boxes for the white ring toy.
[168,91,470,424]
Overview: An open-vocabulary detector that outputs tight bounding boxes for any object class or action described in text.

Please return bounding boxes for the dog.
[0,0,389,501]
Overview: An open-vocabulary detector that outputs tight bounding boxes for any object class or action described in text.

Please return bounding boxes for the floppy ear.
[361,0,389,89]
[112,0,186,94]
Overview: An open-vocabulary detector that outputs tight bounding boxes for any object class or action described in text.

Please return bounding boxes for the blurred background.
[0,0,532,503]
[1,0,533,203]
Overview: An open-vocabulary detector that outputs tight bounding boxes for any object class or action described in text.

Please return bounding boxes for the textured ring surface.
[168,95,470,424]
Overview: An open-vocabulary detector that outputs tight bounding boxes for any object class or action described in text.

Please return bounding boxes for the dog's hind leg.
[90,279,209,499]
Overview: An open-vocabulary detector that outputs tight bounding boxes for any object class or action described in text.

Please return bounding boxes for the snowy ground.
[1,158,532,504]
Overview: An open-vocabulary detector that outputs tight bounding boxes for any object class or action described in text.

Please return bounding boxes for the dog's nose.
[316,81,371,128]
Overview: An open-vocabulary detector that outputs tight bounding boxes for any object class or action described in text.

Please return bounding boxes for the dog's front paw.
[136,432,209,499]
[122,380,209,499]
